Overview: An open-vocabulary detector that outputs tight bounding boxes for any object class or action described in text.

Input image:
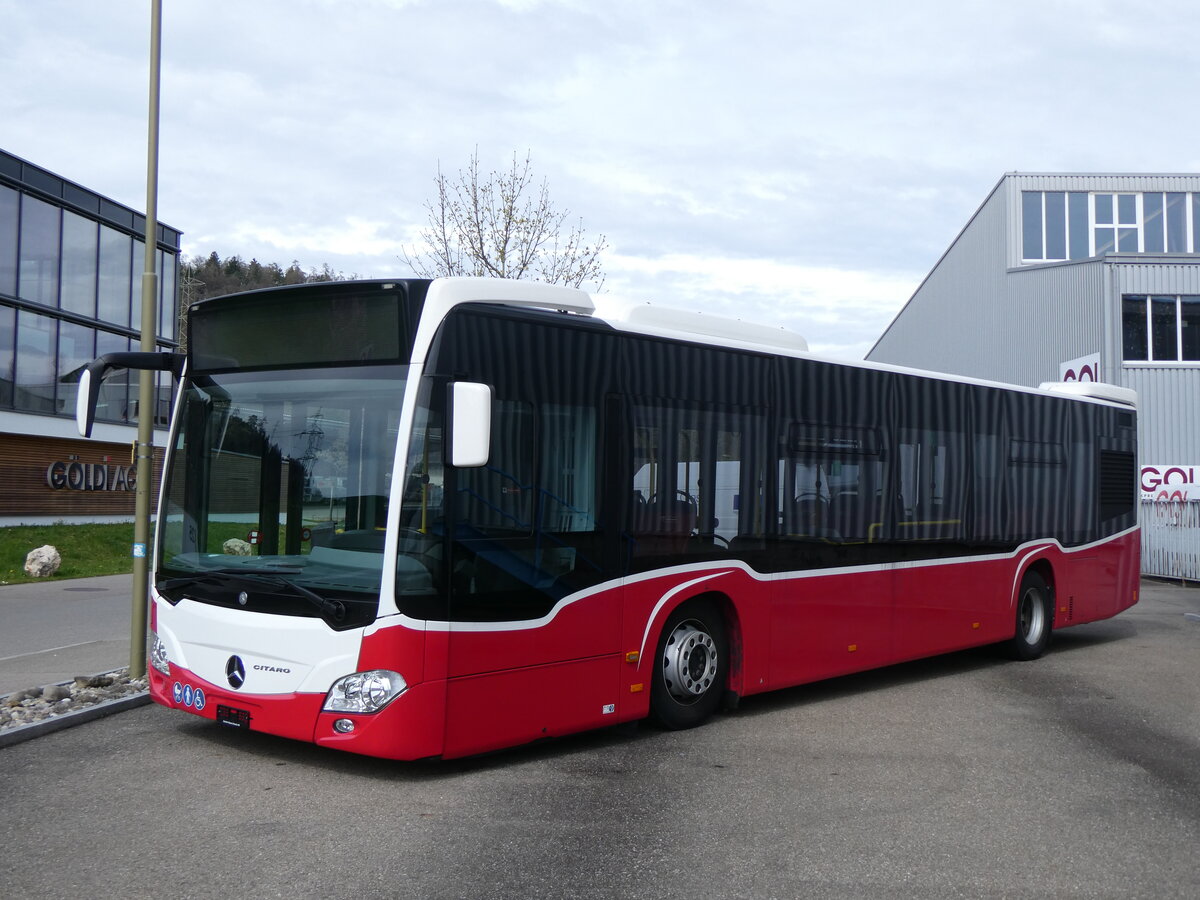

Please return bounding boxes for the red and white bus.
[77,277,1141,760]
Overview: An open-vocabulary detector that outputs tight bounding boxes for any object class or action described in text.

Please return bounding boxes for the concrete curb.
[0,688,151,750]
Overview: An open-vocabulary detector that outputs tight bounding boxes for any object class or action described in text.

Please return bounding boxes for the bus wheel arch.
[1006,564,1054,660]
[648,593,734,729]
[706,591,744,707]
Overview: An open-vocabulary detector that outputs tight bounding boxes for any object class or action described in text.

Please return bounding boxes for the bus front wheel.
[1006,569,1052,660]
[649,600,728,730]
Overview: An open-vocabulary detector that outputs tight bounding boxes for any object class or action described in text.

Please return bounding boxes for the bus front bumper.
[148,666,446,760]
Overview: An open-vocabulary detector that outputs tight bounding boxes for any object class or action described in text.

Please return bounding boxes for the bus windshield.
[156,364,410,627]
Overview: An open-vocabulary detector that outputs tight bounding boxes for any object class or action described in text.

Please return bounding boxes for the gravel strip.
[1,669,150,737]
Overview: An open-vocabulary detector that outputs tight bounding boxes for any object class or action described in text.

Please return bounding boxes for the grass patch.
[0,522,311,584]
[0,523,140,584]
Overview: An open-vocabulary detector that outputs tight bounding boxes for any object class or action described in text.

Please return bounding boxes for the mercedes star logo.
[226,655,246,689]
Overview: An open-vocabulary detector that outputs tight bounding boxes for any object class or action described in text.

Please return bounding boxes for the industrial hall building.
[1,148,180,524]
[868,172,1200,582]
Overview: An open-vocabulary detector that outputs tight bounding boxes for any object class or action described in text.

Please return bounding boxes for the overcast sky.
[5,0,1200,358]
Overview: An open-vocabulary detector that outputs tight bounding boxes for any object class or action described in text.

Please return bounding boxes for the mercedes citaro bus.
[76,278,1140,760]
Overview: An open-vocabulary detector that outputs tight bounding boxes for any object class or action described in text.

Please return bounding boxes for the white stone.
[23,545,61,578]
[222,538,253,556]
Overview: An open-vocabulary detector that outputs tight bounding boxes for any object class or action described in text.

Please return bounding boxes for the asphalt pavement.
[0,573,135,694]
[1,577,1197,898]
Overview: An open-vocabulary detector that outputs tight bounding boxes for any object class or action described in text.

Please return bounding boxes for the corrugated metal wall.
[1115,260,1200,297]
[871,173,1200,580]
[1115,265,1200,580]
[870,185,1013,379]
[1006,172,1200,193]
[1124,366,1200,581]
[1123,366,1200,459]
[1002,261,1109,385]
[870,199,1110,388]
[1141,500,1200,581]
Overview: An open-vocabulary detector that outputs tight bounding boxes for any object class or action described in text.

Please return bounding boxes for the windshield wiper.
[159,569,346,622]
[158,567,298,590]
[211,565,304,576]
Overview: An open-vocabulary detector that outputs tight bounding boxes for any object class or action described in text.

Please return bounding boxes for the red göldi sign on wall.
[1059,352,1101,383]
[1140,465,1200,502]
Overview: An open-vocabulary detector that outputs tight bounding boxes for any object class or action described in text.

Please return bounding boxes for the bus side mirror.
[76,351,185,438]
[449,381,492,468]
[76,366,101,438]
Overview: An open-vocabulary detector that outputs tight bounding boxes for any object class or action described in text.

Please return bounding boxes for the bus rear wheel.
[649,600,728,730]
[1006,570,1052,660]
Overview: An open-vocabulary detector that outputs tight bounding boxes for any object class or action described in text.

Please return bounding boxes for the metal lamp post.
[131,0,163,677]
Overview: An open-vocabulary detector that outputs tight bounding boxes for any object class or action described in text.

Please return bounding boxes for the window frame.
[1020,189,1200,263]
[1092,192,1141,255]
[1121,293,1200,365]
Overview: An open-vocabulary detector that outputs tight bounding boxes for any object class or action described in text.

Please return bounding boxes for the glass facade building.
[1,148,180,523]
[1,149,179,427]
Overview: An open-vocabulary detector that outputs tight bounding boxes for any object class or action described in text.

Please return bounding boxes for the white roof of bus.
[422,277,1137,410]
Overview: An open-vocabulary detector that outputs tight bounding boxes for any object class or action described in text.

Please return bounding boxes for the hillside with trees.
[181,252,353,304]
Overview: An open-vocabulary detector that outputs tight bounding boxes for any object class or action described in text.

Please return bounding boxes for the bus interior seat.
[829,491,867,540]
[792,495,827,533]
[345,495,389,531]
[633,497,696,554]
[642,498,696,534]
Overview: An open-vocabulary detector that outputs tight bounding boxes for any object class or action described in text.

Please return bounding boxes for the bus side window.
[400,402,445,534]
[781,422,884,544]
[630,408,697,558]
[537,403,601,581]
[629,403,766,560]
[456,400,535,536]
[892,377,970,544]
[897,428,968,542]
[448,400,547,619]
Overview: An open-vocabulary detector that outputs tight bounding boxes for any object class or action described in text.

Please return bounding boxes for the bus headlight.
[323,670,407,714]
[149,634,171,676]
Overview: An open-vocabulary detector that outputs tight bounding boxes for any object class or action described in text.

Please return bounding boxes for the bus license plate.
[216,705,251,729]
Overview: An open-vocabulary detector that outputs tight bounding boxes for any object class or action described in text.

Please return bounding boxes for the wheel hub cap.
[662,621,718,702]
[1021,588,1045,642]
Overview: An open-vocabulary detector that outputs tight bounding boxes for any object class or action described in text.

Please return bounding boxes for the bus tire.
[649,599,728,730]
[1006,569,1052,660]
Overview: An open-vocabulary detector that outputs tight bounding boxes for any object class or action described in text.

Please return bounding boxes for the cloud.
[230,217,405,259]
[6,0,1200,365]
[601,251,922,359]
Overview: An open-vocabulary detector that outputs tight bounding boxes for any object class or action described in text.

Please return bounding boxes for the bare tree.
[401,150,607,291]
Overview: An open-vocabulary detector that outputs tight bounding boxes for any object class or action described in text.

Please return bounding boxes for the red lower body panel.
[151,529,1140,761]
